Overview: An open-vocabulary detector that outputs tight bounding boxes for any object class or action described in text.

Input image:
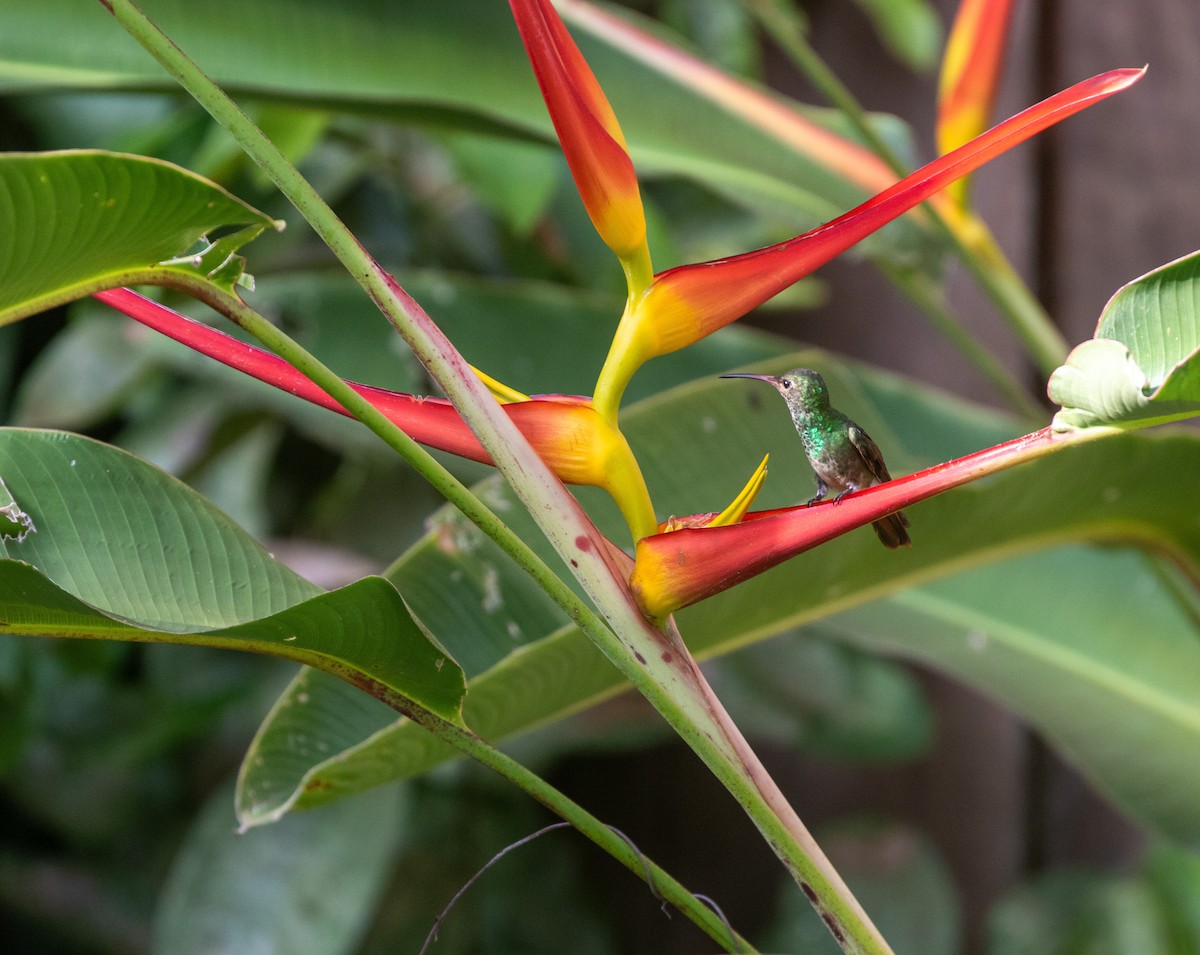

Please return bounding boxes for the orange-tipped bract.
[509,0,651,286]
[937,0,1017,206]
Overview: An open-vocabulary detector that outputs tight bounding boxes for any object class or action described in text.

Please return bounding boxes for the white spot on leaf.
[481,566,503,613]
[0,476,36,542]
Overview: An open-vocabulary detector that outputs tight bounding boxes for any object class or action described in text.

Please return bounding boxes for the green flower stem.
[952,220,1071,374]
[104,3,893,951]
[167,278,890,954]
[739,0,902,167]
[740,0,1069,382]
[881,264,1045,419]
[186,284,889,954]
[164,279,755,951]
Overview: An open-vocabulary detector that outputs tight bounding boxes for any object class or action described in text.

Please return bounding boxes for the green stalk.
[740,0,904,168]
[187,287,887,954]
[740,0,1069,381]
[952,222,1071,374]
[165,281,753,951]
[103,2,893,951]
[881,264,1045,419]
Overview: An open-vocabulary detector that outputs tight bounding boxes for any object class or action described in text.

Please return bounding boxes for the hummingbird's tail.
[872,510,911,549]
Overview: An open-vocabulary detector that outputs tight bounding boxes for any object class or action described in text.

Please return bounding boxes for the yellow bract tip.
[472,366,529,404]
[710,454,769,528]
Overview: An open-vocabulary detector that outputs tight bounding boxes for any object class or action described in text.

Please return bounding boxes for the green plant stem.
[162,281,752,952]
[193,283,885,954]
[741,0,1069,381]
[741,0,902,167]
[952,223,1070,374]
[882,264,1045,418]
[104,3,893,951]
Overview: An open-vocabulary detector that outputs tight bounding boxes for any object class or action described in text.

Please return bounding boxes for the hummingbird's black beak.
[720,373,779,385]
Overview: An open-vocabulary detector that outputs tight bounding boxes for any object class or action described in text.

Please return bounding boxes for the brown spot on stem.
[821,913,846,944]
[633,650,647,665]
[800,882,818,903]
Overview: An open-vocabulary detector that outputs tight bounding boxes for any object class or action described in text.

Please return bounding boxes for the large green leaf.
[829,548,1200,845]
[239,352,1200,843]
[155,780,405,955]
[0,0,927,253]
[0,151,277,324]
[1050,250,1200,430]
[0,429,465,725]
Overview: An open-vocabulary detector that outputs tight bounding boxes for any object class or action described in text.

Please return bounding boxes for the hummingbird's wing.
[847,425,893,484]
[848,423,911,548]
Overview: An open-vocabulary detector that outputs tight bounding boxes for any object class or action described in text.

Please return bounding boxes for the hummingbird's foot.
[806,479,828,507]
[832,482,860,505]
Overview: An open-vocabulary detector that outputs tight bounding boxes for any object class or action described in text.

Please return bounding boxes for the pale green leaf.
[829,547,1200,844]
[1051,250,1200,430]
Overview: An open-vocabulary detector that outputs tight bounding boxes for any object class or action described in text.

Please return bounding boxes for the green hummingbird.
[721,368,911,549]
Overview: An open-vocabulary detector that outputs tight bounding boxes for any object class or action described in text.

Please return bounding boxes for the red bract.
[630,428,1060,619]
[631,69,1143,358]
[92,288,646,499]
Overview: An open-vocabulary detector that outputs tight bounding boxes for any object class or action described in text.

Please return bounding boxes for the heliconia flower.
[592,67,1143,417]
[509,0,652,290]
[92,288,659,541]
[937,0,1017,207]
[630,427,1059,620]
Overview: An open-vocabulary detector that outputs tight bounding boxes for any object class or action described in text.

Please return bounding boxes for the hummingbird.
[721,368,911,549]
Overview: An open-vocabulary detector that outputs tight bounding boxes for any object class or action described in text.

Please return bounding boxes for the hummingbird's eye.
[780,380,792,389]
